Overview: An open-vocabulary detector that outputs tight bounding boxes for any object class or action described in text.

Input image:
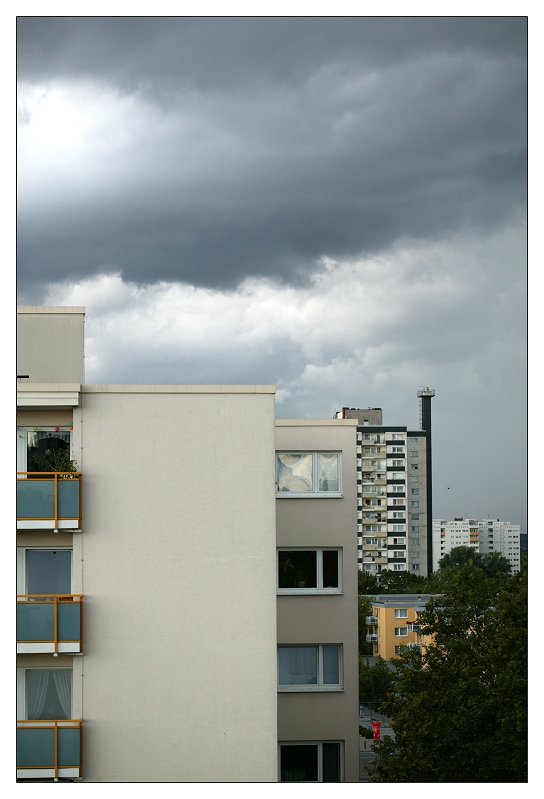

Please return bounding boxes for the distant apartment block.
[433,518,521,574]
[365,595,435,660]
[336,389,435,578]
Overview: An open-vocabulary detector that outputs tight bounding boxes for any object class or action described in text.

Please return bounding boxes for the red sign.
[372,721,381,740]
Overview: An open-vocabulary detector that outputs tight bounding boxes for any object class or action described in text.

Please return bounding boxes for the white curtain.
[279,647,317,685]
[52,670,72,719]
[26,671,49,719]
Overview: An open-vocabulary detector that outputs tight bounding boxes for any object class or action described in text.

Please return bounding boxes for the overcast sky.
[17,17,527,532]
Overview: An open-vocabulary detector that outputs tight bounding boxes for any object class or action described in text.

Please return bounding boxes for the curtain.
[52,671,72,719]
[26,671,50,719]
[278,647,317,685]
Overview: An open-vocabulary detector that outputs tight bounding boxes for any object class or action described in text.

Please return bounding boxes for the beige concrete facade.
[17,307,85,384]
[275,420,359,782]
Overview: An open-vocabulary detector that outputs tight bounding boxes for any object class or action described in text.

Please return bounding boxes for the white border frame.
[17,427,73,472]
[275,452,342,498]
[278,741,344,782]
[276,548,342,595]
[277,644,343,692]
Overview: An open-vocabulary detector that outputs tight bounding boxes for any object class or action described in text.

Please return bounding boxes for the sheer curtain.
[26,671,49,719]
[52,671,72,719]
[279,647,317,685]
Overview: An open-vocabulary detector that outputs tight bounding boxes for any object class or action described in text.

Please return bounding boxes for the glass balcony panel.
[58,727,80,767]
[17,728,55,767]
[17,603,54,641]
[57,481,80,518]
[17,481,55,518]
[57,603,81,641]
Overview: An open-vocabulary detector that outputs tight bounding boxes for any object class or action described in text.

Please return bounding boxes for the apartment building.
[365,595,435,660]
[432,518,480,571]
[275,420,359,782]
[336,389,435,577]
[17,306,359,782]
[433,517,521,574]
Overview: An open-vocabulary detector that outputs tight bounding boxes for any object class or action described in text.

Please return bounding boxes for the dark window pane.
[322,646,340,684]
[322,743,341,782]
[27,431,70,472]
[280,745,318,782]
[27,550,71,595]
[322,551,339,588]
[278,551,317,589]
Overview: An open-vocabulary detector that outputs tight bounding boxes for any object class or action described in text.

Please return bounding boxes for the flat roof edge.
[17,307,86,314]
[81,384,276,394]
[275,419,358,426]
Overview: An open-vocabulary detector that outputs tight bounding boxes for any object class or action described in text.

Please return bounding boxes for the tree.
[438,545,482,571]
[358,595,373,657]
[479,551,511,578]
[377,569,430,594]
[366,563,527,782]
[358,570,379,595]
[437,546,511,580]
[359,657,397,707]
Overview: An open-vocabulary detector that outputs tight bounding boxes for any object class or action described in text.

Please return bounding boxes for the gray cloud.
[17,17,526,298]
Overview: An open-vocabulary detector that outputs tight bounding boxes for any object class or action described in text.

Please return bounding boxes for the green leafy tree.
[438,545,482,570]
[358,570,379,595]
[359,657,397,707]
[377,569,430,594]
[479,551,512,578]
[366,563,527,782]
[358,595,373,657]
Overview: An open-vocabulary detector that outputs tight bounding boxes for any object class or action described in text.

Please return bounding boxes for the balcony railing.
[366,634,378,643]
[17,719,82,780]
[17,595,83,654]
[17,472,82,530]
[365,616,378,625]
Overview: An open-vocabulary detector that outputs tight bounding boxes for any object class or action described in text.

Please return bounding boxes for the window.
[17,427,73,472]
[411,550,420,558]
[277,550,341,593]
[395,627,408,636]
[411,451,419,458]
[391,447,404,453]
[412,564,420,571]
[411,463,418,470]
[392,525,405,532]
[392,512,405,519]
[393,564,406,571]
[391,498,404,506]
[392,551,405,558]
[394,646,402,654]
[391,472,404,480]
[364,538,378,545]
[391,460,403,467]
[410,438,419,444]
[411,488,419,495]
[412,514,419,520]
[279,742,342,782]
[392,538,405,545]
[391,434,404,441]
[276,453,341,496]
[18,669,72,719]
[411,501,419,508]
[17,547,72,594]
[278,645,342,690]
[391,486,404,493]
[394,609,407,618]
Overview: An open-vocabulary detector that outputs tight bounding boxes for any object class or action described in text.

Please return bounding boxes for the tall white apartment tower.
[432,518,521,574]
[336,389,435,578]
[478,519,521,573]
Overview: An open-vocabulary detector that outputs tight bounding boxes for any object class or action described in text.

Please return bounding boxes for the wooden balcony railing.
[17,719,82,780]
[17,472,82,529]
[17,595,83,654]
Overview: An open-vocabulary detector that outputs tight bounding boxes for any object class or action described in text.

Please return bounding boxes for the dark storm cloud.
[17,17,527,296]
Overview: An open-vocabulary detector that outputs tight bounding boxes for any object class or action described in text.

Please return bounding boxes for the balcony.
[17,595,83,654]
[365,616,378,625]
[407,623,421,632]
[365,634,378,643]
[17,719,82,780]
[17,472,82,530]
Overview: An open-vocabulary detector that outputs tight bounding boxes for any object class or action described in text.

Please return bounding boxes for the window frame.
[277,644,343,692]
[17,667,73,720]
[276,548,342,595]
[394,627,408,636]
[17,546,73,594]
[17,426,73,472]
[276,452,342,498]
[278,741,344,782]
[394,608,408,618]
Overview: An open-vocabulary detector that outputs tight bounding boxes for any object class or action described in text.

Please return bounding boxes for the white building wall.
[76,386,278,782]
[479,519,521,573]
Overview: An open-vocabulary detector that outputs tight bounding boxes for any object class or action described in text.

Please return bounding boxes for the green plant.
[33,447,78,474]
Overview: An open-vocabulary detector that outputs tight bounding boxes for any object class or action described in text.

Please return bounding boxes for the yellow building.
[365,595,436,660]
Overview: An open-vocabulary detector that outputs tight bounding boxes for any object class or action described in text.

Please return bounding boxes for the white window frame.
[393,564,406,571]
[394,627,408,636]
[276,452,342,498]
[277,645,343,692]
[17,667,73,719]
[17,427,73,472]
[278,741,344,782]
[17,547,73,594]
[394,608,408,618]
[277,549,342,594]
